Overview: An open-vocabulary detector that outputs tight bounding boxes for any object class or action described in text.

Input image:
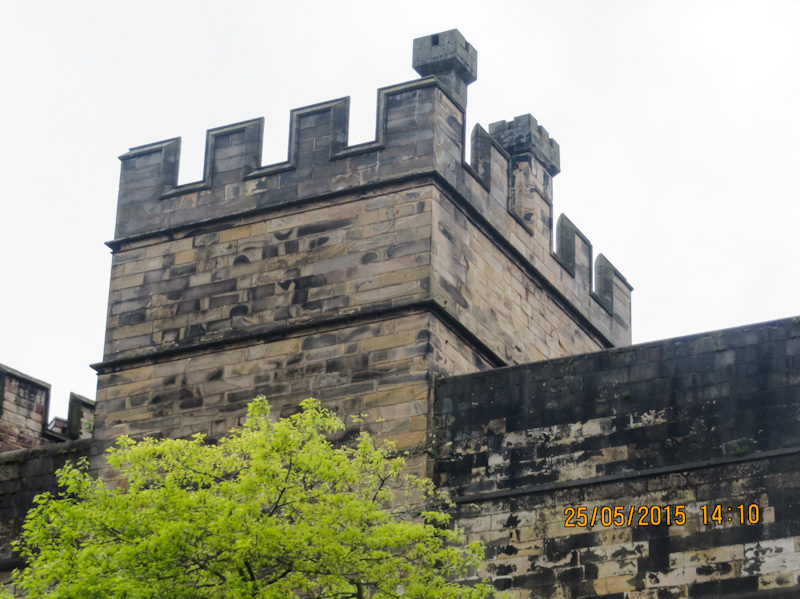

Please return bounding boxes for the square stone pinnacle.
[412,29,477,84]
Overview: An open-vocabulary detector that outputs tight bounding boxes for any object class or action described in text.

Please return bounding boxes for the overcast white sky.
[1,1,798,420]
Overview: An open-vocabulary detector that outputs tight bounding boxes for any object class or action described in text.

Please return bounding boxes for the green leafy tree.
[4,398,495,599]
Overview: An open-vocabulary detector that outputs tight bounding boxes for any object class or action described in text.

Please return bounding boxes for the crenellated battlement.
[114,77,444,239]
[108,28,631,377]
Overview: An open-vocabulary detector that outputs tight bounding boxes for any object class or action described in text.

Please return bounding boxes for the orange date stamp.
[564,504,762,528]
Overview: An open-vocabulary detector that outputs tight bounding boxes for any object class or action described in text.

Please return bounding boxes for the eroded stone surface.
[436,317,800,597]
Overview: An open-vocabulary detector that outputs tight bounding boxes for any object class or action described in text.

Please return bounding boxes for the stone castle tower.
[90,29,631,475]
[5,29,800,599]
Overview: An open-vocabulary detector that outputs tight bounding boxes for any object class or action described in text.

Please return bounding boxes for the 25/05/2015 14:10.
[564,504,762,528]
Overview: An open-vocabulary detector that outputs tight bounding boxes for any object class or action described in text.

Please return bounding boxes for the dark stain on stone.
[177,300,201,315]
[295,275,325,290]
[309,236,329,249]
[297,218,354,237]
[499,544,518,556]
[129,394,147,407]
[302,299,323,311]
[179,391,202,410]
[439,223,456,244]
[437,276,468,308]
[557,567,583,584]
[250,284,275,300]
[302,334,338,350]
[495,564,515,576]
[230,305,248,317]
[327,355,369,373]
[504,514,520,528]
[697,562,732,577]
[186,324,206,339]
[170,264,197,277]
[210,294,238,309]
[119,310,146,327]
[292,290,308,305]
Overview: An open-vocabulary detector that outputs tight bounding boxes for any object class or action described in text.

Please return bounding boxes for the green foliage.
[5,398,494,599]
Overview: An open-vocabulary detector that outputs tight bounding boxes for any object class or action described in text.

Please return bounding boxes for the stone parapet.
[436,316,800,494]
[435,315,800,598]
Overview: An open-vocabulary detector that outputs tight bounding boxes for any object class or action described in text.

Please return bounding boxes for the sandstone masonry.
[90,29,631,480]
[3,29,797,599]
[436,316,800,598]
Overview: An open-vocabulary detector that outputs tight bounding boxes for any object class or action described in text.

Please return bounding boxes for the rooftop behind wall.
[112,29,631,350]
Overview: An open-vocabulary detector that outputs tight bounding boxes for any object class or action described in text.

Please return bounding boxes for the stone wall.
[95,312,439,475]
[435,316,800,597]
[102,182,435,362]
[95,173,622,465]
[0,440,92,584]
